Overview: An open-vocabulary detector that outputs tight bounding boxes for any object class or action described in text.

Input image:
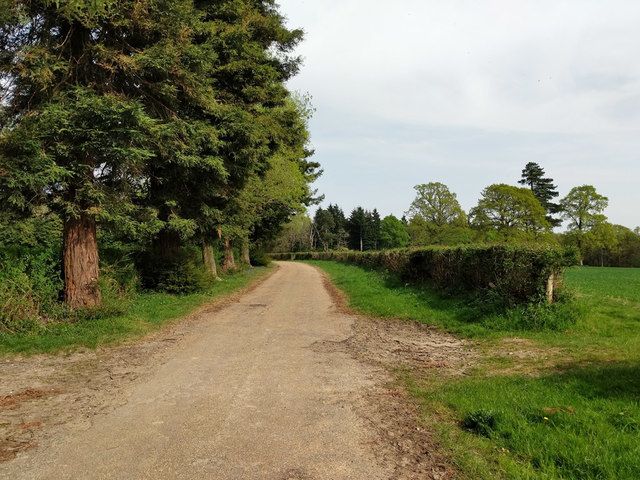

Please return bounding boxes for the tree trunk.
[240,236,252,267]
[202,241,221,280]
[63,213,101,310]
[153,228,181,258]
[221,236,236,273]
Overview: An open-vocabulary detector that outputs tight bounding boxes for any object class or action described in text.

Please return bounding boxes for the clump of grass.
[461,409,498,437]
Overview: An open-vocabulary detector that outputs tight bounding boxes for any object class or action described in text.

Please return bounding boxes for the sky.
[276,0,640,229]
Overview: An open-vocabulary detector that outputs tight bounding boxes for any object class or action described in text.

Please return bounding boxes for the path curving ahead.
[2,262,392,479]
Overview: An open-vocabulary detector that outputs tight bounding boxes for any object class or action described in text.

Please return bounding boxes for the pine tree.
[518,162,561,228]
[326,204,347,249]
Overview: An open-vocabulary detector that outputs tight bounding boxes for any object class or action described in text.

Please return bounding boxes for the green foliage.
[137,247,214,294]
[0,247,63,334]
[519,162,561,228]
[275,244,580,306]
[480,290,583,331]
[346,207,381,251]
[405,245,579,304]
[406,215,473,246]
[406,182,466,227]
[470,183,550,241]
[249,248,271,267]
[312,204,347,251]
[560,185,609,233]
[379,215,410,249]
[270,214,312,252]
[1,0,315,310]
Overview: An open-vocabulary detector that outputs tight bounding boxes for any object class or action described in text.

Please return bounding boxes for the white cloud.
[279,0,640,228]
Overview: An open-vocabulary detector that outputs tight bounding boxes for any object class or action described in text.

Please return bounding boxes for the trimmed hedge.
[271,245,580,304]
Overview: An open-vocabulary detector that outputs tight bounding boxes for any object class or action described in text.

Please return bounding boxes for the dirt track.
[0,262,472,479]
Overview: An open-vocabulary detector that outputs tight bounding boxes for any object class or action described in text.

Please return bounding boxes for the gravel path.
[1,262,470,479]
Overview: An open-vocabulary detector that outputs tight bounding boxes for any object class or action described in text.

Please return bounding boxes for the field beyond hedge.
[309,261,640,480]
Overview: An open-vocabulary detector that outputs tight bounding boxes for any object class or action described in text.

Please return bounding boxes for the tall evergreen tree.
[313,208,335,251]
[326,204,347,249]
[346,207,380,251]
[0,0,201,308]
[366,208,381,250]
[347,207,367,251]
[0,0,314,308]
[518,162,561,228]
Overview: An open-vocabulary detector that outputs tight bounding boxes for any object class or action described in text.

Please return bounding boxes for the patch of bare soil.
[316,274,477,479]
[0,327,180,462]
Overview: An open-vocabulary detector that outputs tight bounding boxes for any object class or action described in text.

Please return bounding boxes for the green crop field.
[309,260,640,480]
[565,266,640,302]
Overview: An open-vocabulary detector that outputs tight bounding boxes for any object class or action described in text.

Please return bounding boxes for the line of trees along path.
[0,0,320,309]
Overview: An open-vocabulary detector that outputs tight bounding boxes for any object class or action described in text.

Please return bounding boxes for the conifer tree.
[0,0,315,307]
[0,0,199,308]
[518,162,561,228]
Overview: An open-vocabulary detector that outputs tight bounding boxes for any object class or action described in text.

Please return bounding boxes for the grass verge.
[305,260,579,337]
[308,260,640,480]
[0,266,273,356]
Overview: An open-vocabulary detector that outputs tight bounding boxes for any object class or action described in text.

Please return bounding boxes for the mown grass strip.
[0,266,273,356]
[309,260,640,479]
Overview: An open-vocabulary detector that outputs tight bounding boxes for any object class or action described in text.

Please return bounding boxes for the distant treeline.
[272,163,640,268]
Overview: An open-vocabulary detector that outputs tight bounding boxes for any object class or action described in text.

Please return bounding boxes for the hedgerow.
[271,245,580,305]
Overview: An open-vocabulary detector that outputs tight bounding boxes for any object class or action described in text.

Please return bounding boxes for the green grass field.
[0,266,272,356]
[308,260,640,480]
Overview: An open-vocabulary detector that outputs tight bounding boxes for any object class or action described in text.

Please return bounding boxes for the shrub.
[0,246,63,334]
[271,245,580,306]
[136,247,214,294]
[249,248,271,266]
[100,244,140,294]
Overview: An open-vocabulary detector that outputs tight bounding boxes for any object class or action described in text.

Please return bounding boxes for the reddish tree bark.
[63,213,101,309]
[153,228,181,258]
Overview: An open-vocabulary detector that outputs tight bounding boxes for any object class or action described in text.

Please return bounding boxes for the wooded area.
[0,0,319,331]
